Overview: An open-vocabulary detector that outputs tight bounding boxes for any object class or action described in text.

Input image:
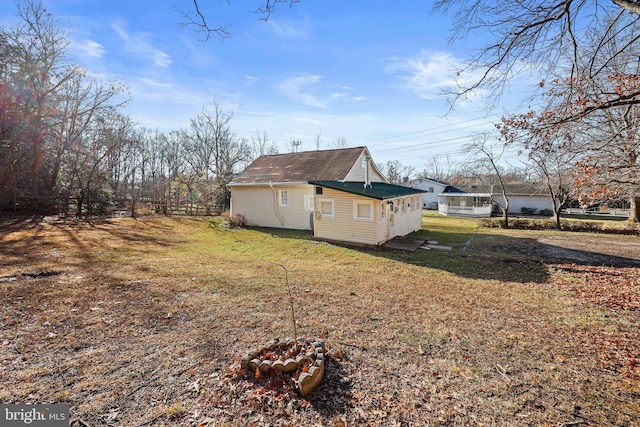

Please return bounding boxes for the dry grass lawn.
[0,215,638,426]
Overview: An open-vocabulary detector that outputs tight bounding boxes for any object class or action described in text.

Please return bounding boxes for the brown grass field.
[0,214,638,426]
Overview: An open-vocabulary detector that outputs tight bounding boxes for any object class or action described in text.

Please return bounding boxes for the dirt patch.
[476,230,640,267]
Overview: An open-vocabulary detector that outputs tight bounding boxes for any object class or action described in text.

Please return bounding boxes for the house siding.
[389,195,423,237]
[410,178,448,209]
[493,195,553,214]
[344,153,386,182]
[313,189,422,245]
[313,188,385,245]
[230,184,314,230]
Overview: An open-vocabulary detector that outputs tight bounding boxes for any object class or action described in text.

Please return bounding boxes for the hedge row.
[477,217,640,235]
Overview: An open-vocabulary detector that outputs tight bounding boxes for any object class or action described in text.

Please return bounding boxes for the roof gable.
[229,147,368,185]
[410,177,450,187]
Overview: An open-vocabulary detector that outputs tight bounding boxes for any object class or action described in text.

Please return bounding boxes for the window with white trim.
[320,199,334,217]
[279,190,288,207]
[353,200,373,221]
[304,194,314,212]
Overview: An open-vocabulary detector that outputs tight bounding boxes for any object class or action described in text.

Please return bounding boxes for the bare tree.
[418,155,458,183]
[250,129,278,159]
[159,130,189,211]
[184,0,300,41]
[3,0,77,209]
[434,0,640,111]
[497,23,640,222]
[68,112,136,216]
[529,149,575,229]
[53,71,126,209]
[185,102,250,210]
[332,136,348,149]
[0,0,127,214]
[464,132,511,226]
[383,160,415,185]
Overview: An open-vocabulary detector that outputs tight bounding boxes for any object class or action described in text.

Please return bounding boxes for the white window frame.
[304,194,314,212]
[353,200,374,221]
[319,199,334,218]
[279,190,288,207]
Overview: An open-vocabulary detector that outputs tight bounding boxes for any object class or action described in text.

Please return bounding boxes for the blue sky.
[1,0,537,173]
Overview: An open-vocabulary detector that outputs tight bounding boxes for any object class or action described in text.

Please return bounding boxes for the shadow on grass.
[247,226,640,284]
[0,216,180,280]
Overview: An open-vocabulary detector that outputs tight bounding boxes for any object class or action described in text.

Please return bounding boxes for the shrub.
[477,216,639,234]
[227,213,247,228]
[521,207,537,215]
[539,209,553,216]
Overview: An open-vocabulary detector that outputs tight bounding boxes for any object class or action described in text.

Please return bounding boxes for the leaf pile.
[550,265,640,311]
[549,264,640,382]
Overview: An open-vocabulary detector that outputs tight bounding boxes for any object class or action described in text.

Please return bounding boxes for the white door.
[387,201,395,239]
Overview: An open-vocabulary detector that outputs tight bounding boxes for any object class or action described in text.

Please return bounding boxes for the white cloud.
[277,73,355,108]
[71,38,105,59]
[244,75,259,87]
[267,18,308,39]
[112,21,173,68]
[385,50,462,99]
[278,73,328,108]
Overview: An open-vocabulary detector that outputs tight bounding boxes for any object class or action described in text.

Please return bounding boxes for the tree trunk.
[76,190,83,218]
[552,199,563,230]
[629,194,640,222]
[554,211,562,229]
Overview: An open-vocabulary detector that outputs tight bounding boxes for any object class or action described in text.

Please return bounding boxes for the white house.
[437,184,554,217]
[228,147,425,245]
[409,177,453,210]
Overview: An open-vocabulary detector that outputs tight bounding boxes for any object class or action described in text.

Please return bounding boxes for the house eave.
[228,181,310,187]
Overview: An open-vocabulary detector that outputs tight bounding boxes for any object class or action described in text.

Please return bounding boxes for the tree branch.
[612,0,640,15]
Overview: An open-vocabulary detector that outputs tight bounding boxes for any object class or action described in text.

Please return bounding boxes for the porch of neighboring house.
[437,193,493,217]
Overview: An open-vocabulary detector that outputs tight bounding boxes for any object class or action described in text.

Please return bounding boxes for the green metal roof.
[309,180,425,200]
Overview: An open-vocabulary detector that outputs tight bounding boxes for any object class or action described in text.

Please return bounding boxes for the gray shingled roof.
[456,183,547,195]
[229,147,367,185]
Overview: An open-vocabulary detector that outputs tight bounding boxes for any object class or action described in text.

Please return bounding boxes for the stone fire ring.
[240,338,326,396]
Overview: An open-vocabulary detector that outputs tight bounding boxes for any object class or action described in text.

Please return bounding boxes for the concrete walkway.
[382,236,427,251]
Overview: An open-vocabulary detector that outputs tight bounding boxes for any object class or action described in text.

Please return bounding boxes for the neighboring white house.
[228,147,425,245]
[437,184,554,217]
[409,177,453,210]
